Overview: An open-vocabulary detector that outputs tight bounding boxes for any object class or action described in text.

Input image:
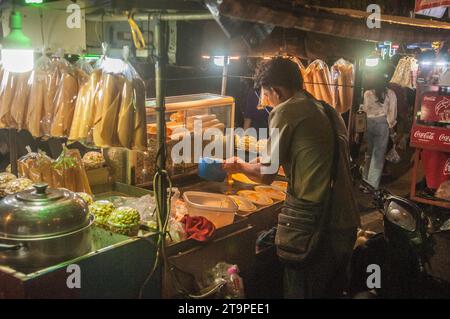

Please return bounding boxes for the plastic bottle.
[226,265,245,299]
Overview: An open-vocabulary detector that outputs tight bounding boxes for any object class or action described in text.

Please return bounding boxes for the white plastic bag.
[386,145,401,163]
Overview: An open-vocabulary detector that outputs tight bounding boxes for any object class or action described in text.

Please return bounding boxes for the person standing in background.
[243,88,272,135]
[362,74,398,190]
[241,58,272,136]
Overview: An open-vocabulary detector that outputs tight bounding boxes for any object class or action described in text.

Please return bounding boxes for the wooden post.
[221,56,229,96]
[410,149,421,199]
[8,128,18,176]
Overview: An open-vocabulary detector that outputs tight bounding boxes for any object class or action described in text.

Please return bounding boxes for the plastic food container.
[183,191,238,228]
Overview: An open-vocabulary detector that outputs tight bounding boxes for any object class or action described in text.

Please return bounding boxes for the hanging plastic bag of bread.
[52,145,92,194]
[50,68,79,137]
[309,60,334,106]
[92,43,126,147]
[132,76,147,150]
[0,70,17,128]
[9,71,32,130]
[117,78,134,148]
[26,52,52,137]
[93,71,124,147]
[119,46,147,150]
[75,54,94,75]
[69,54,102,142]
[69,69,102,142]
[291,57,307,91]
[18,146,53,185]
[302,62,317,98]
[42,50,70,135]
[331,58,354,113]
[117,47,135,149]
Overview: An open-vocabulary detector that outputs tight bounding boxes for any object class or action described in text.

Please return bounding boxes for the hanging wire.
[94,21,102,45]
[39,7,45,48]
[147,12,154,63]
[101,13,105,43]
[159,74,355,88]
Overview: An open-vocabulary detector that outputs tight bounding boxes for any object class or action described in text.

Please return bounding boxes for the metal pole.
[155,17,168,217]
[85,13,213,22]
[8,128,18,176]
[221,56,228,96]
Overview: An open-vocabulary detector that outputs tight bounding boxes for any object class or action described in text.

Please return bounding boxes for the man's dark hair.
[254,57,303,91]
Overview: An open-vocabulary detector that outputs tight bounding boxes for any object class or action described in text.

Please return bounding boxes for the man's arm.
[223,157,277,185]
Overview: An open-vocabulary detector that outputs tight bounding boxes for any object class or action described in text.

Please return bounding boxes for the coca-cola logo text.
[423,95,436,102]
[439,134,450,143]
[414,131,435,140]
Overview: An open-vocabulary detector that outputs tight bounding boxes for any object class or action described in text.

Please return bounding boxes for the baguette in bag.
[131,78,147,150]
[26,71,46,137]
[93,73,123,147]
[10,72,32,130]
[0,71,16,128]
[69,69,102,140]
[50,71,79,137]
[117,79,134,148]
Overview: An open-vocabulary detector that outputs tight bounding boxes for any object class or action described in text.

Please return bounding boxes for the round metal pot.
[0,184,94,270]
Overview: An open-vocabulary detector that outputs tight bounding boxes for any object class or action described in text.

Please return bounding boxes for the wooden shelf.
[411,195,450,209]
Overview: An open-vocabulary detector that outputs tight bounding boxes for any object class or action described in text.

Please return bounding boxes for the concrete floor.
[357,163,424,234]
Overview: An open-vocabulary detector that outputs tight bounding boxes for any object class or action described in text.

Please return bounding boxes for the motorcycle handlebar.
[360,179,376,194]
[359,178,391,210]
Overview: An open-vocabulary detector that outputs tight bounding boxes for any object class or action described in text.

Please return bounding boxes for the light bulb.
[102,57,126,74]
[365,57,379,67]
[1,49,34,73]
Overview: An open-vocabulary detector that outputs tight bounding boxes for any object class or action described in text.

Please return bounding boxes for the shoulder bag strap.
[319,102,340,228]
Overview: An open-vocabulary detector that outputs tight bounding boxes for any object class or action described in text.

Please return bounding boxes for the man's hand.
[222,156,277,185]
[222,156,244,174]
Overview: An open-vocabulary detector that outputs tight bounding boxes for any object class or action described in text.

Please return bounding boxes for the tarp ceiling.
[201,23,375,60]
[214,0,450,43]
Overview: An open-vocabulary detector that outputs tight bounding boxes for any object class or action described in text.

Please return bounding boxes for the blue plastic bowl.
[198,157,227,182]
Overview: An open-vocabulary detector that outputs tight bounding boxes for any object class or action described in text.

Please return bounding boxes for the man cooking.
[223,57,360,298]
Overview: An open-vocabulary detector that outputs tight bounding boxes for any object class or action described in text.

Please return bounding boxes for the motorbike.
[349,180,450,299]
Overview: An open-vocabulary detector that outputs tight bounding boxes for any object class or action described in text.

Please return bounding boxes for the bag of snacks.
[18,146,53,185]
[0,172,16,196]
[107,206,141,236]
[52,145,92,194]
[5,178,33,195]
[82,151,105,170]
[89,200,115,227]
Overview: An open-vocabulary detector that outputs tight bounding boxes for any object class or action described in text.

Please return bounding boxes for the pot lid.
[16,183,64,202]
[0,183,91,240]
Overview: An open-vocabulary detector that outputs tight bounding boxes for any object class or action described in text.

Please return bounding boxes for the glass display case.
[146,93,235,137]
[130,93,235,186]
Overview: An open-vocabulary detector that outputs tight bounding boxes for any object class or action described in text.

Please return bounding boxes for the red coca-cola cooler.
[410,84,450,208]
